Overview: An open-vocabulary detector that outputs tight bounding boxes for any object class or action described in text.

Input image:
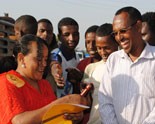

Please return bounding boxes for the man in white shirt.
[99,6,155,124]
[83,23,118,124]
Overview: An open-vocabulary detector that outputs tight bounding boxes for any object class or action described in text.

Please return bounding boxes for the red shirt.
[77,57,92,73]
[0,70,56,124]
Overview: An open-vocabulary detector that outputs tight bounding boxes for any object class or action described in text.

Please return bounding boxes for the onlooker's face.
[96,35,118,62]
[58,25,79,50]
[23,42,48,80]
[14,26,21,41]
[141,22,150,41]
[37,22,53,45]
[113,12,139,54]
[85,32,97,58]
[141,22,155,46]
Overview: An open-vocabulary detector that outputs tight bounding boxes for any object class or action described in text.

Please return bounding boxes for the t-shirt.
[52,48,80,97]
[77,57,92,73]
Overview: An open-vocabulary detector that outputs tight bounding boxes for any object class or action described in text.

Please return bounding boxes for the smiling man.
[99,6,155,124]
[51,17,82,98]
[82,23,118,124]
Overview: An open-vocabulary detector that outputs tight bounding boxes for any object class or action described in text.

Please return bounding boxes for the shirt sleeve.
[0,75,26,124]
[98,65,119,124]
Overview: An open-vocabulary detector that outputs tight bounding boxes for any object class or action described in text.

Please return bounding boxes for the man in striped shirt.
[99,6,155,124]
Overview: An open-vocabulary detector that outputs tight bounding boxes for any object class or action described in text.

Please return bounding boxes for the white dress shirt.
[99,43,155,124]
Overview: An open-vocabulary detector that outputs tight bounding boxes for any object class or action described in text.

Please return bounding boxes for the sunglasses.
[111,21,137,37]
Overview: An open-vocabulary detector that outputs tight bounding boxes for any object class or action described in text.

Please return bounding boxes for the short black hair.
[96,23,113,36]
[85,25,99,38]
[38,18,53,27]
[142,12,155,34]
[96,23,117,44]
[15,15,38,35]
[115,6,142,23]
[58,17,79,34]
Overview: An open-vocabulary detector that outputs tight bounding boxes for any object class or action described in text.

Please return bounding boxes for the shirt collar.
[59,46,76,61]
[120,43,155,60]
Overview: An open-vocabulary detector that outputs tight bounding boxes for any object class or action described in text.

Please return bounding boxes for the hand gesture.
[50,61,65,88]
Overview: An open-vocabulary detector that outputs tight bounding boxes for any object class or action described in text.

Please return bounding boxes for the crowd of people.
[0,6,155,124]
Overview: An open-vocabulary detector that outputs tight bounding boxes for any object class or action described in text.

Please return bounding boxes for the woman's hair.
[13,34,48,61]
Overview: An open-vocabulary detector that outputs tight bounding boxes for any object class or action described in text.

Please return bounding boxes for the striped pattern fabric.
[99,43,155,124]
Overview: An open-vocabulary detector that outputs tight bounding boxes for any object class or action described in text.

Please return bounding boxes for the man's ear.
[57,34,61,41]
[136,20,142,33]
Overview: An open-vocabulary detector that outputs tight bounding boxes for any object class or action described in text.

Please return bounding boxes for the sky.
[1,0,155,50]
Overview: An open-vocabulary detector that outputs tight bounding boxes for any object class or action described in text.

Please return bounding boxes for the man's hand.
[66,67,83,83]
[64,112,83,124]
[50,61,65,88]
